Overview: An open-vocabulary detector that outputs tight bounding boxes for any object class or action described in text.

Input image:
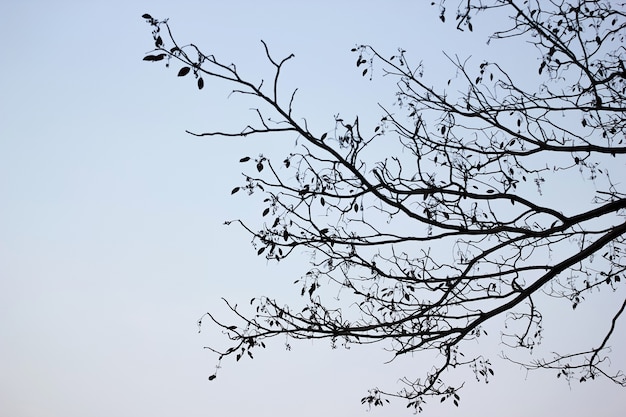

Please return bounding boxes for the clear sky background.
[1,1,625,416]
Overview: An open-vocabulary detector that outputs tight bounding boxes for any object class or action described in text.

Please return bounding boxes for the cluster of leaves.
[144,0,626,413]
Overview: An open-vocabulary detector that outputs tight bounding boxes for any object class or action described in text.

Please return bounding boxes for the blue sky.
[1,1,625,416]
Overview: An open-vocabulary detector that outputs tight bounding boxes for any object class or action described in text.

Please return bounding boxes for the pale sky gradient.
[1,1,625,416]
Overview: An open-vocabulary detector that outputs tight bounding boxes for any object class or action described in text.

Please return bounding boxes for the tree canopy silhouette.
[143,0,626,412]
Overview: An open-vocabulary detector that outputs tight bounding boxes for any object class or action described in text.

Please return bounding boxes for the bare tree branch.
[142,0,626,412]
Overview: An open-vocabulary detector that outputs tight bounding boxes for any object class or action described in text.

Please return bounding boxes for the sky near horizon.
[1,1,625,416]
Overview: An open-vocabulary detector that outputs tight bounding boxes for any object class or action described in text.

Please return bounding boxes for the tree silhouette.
[143,0,626,412]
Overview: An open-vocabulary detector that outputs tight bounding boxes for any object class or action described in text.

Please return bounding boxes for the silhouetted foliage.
[143,1,626,412]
